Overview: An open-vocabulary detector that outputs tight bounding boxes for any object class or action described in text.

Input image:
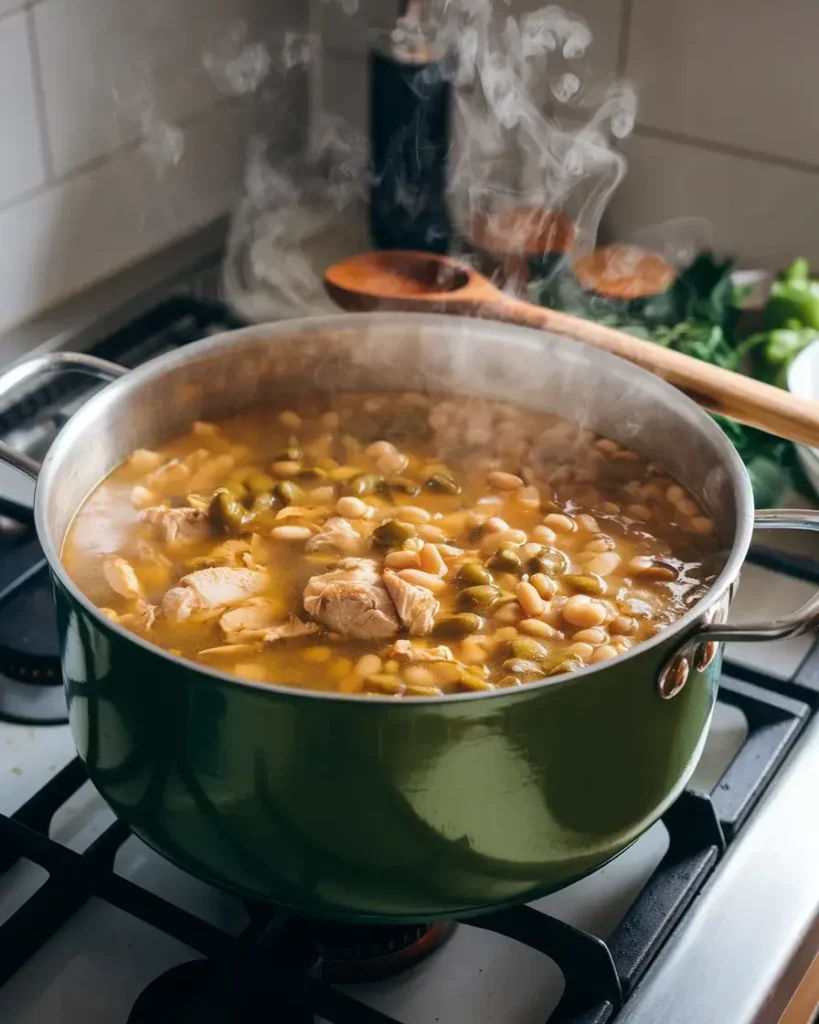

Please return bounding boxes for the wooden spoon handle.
[482,293,819,448]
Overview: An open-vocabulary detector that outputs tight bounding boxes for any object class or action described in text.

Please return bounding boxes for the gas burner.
[0,531,64,725]
[314,920,457,983]
[126,960,313,1024]
[127,919,456,1024]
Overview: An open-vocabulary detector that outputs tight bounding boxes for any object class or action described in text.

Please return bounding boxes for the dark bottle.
[369,39,452,254]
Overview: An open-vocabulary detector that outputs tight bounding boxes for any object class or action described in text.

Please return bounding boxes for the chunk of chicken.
[161,567,269,622]
[382,569,439,636]
[221,601,318,644]
[389,639,454,662]
[101,599,156,631]
[161,587,199,622]
[130,485,155,510]
[103,558,141,600]
[305,517,364,556]
[128,449,163,473]
[192,539,252,569]
[219,597,280,641]
[266,617,319,642]
[142,506,211,546]
[303,558,400,640]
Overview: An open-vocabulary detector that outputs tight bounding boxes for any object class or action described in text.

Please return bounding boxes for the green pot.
[1,315,814,923]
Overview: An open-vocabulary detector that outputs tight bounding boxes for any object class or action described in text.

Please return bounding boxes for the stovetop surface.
[0,295,816,1023]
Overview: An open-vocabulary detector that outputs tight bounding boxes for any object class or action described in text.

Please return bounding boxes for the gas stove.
[0,289,818,1023]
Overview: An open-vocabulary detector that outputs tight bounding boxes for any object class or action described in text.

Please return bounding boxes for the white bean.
[396,569,448,593]
[516,581,546,618]
[516,485,541,508]
[531,524,557,545]
[366,440,396,458]
[336,496,368,518]
[384,550,422,570]
[677,499,699,517]
[529,573,557,600]
[572,628,608,645]
[419,543,447,577]
[278,410,302,430]
[488,471,524,490]
[481,529,527,552]
[519,619,560,638]
[563,595,607,628]
[271,525,312,541]
[417,524,448,543]
[403,665,436,688]
[543,513,576,533]
[392,505,431,524]
[583,552,621,576]
[355,654,382,678]
[610,615,639,636]
[566,642,594,660]
[377,451,409,474]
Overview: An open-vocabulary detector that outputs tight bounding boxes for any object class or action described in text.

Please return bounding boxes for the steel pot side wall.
[57,577,724,922]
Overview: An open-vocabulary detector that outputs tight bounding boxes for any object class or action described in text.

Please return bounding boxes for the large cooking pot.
[1,313,817,923]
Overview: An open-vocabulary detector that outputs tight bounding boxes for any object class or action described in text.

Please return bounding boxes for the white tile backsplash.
[0,11,46,206]
[310,0,819,273]
[0,0,26,17]
[0,101,252,334]
[627,0,819,168]
[35,0,280,179]
[0,0,306,335]
[607,131,819,270]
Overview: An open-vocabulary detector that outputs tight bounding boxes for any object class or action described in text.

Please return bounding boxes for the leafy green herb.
[545,251,811,505]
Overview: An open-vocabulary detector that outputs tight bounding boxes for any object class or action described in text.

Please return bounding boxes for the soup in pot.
[61,391,722,697]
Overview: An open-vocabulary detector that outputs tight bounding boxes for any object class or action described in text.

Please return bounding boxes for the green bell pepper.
[764,258,819,330]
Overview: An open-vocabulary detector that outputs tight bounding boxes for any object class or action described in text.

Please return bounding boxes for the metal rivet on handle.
[695,640,718,671]
[658,655,690,700]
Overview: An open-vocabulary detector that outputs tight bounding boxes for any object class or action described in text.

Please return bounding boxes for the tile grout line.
[0,0,44,27]
[632,122,819,177]
[24,3,54,183]
[616,0,634,77]
[0,96,240,219]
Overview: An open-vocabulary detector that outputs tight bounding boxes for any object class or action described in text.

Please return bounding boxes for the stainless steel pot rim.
[35,312,755,705]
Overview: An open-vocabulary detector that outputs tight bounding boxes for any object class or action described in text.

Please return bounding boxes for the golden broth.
[61,391,722,696]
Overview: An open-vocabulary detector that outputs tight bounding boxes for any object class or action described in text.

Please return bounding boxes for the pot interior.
[40,313,752,562]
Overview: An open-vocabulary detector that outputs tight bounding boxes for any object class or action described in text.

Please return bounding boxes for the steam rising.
[202,21,272,96]
[222,1,639,319]
[437,1,637,269]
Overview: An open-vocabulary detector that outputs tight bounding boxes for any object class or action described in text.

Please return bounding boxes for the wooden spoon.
[325,250,819,447]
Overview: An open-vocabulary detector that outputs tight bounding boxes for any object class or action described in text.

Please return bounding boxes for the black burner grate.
[0,295,815,1022]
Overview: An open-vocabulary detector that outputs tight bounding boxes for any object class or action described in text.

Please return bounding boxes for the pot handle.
[0,352,126,480]
[695,509,819,643]
[659,508,819,699]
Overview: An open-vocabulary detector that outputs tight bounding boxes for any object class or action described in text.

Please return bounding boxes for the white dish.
[786,340,819,496]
